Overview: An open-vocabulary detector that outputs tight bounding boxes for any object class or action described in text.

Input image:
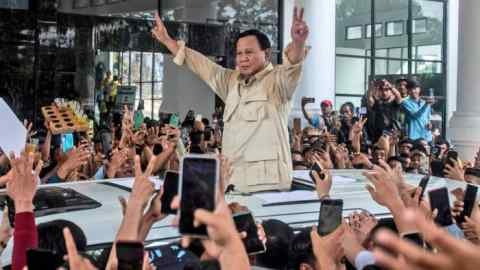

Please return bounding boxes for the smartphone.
[27,248,65,270]
[309,163,324,183]
[428,188,453,226]
[6,196,15,228]
[430,160,444,178]
[61,133,74,153]
[293,118,302,133]
[146,243,199,267]
[455,184,478,225]
[466,168,480,177]
[318,199,343,236]
[116,241,145,270]
[161,171,179,215]
[359,107,367,117]
[418,175,430,199]
[233,212,266,255]
[178,155,219,237]
[445,151,459,168]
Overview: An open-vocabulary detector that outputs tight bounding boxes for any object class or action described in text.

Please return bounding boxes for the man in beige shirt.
[152,8,309,193]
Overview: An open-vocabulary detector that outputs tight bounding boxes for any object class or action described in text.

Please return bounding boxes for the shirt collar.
[238,63,274,86]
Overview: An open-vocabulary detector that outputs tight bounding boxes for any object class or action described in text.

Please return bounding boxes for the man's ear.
[264,48,272,63]
[299,263,315,270]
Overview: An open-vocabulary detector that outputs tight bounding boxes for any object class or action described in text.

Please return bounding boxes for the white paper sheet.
[110,177,163,191]
[292,170,358,184]
[254,190,319,205]
[0,98,27,158]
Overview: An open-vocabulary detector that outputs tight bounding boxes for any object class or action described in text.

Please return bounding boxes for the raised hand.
[373,210,480,270]
[291,7,309,45]
[63,228,97,270]
[7,152,43,213]
[152,12,173,44]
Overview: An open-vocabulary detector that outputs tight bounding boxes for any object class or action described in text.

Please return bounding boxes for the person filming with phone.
[152,7,309,193]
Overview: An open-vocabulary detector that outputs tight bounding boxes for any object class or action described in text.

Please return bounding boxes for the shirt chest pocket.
[240,96,268,122]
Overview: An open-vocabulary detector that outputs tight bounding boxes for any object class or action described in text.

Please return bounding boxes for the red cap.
[321,100,333,107]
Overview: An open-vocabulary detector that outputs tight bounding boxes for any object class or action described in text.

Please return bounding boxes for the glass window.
[336,56,367,95]
[153,82,163,99]
[386,21,404,36]
[416,45,442,61]
[153,100,163,120]
[336,0,371,56]
[412,0,443,60]
[141,52,153,82]
[109,52,120,76]
[413,18,427,34]
[153,53,164,81]
[335,0,446,133]
[142,83,153,100]
[388,60,403,75]
[131,51,142,83]
[121,51,130,84]
[415,61,442,74]
[346,26,363,40]
[366,23,382,38]
[389,48,402,59]
[375,59,387,75]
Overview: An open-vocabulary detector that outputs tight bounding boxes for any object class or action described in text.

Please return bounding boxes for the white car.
[0,170,470,267]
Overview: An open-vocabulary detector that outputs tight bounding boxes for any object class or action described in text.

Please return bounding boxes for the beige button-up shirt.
[173,41,305,193]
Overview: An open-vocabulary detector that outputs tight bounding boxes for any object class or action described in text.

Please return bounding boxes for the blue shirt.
[401,97,432,142]
[311,114,325,129]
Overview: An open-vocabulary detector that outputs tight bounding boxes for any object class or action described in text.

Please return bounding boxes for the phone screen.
[116,241,145,270]
[318,199,343,236]
[61,133,74,153]
[161,171,179,215]
[456,184,478,225]
[430,160,444,178]
[446,151,459,167]
[179,156,218,237]
[27,249,65,270]
[147,243,199,267]
[5,196,16,228]
[418,175,430,199]
[233,212,266,255]
[309,163,324,183]
[428,188,453,226]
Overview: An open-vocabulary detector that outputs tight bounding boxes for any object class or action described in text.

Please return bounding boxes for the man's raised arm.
[285,7,309,64]
[151,13,232,101]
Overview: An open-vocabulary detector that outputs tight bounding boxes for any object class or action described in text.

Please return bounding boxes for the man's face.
[373,149,386,163]
[411,155,422,169]
[340,106,353,120]
[379,87,393,101]
[321,104,332,116]
[409,87,421,99]
[236,36,268,77]
[399,143,413,156]
[398,81,408,95]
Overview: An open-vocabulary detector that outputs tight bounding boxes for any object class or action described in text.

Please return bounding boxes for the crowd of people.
[0,107,480,270]
[0,6,480,270]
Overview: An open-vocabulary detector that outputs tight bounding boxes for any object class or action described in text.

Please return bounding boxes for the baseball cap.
[321,100,333,107]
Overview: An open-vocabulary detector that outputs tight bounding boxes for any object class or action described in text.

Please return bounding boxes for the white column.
[285,0,336,126]
[446,0,459,122]
[448,0,480,159]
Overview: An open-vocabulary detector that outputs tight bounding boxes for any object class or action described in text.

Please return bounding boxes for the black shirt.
[369,101,401,142]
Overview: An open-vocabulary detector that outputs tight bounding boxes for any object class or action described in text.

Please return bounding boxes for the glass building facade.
[335,0,447,131]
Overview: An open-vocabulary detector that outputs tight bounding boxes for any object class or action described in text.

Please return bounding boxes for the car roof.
[0,170,471,265]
